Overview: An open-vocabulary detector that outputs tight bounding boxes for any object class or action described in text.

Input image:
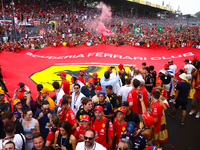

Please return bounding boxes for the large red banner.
[0,44,199,99]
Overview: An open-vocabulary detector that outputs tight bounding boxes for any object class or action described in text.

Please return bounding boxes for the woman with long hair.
[53,121,76,150]
[21,108,40,150]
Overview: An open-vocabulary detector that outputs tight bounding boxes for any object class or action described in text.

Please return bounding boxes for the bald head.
[134,68,139,75]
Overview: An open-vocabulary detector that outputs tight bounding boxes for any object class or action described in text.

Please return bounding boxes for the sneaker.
[189,110,196,115]
[168,112,175,118]
[180,121,184,126]
[195,112,200,118]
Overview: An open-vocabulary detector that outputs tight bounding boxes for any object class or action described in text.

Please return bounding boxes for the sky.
[148,0,199,14]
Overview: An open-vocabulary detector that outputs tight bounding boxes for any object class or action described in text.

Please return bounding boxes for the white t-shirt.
[71,92,85,115]
[169,64,177,74]
[3,134,26,150]
[110,72,116,80]
[76,141,106,150]
[55,88,65,106]
[118,85,133,102]
[184,64,195,77]
[133,74,145,82]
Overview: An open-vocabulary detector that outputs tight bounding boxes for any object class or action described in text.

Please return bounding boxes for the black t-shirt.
[176,82,190,102]
[145,74,153,93]
[94,101,113,115]
[125,110,140,125]
[14,119,24,134]
[76,108,94,121]
[160,73,171,84]
[107,92,120,108]
[121,132,148,150]
[192,59,200,70]
[150,71,157,87]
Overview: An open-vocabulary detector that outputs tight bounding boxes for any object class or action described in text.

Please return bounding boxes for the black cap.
[122,101,129,107]
[61,98,68,106]
[19,82,25,88]
[37,84,43,92]
[184,59,189,63]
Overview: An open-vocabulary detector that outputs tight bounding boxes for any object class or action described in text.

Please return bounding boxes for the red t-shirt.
[61,79,70,95]
[90,117,114,149]
[151,88,168,99]
[150,101,163,133]
[193,81,200,99]
[59,108,76,126]
[139,87,148,114]
[74,125,99,142]
[113,118,127,146]
[127,88,139,114]
[77,76,86,85]
[46,127,59,143]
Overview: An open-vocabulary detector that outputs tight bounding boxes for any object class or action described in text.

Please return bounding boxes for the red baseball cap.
[116,107,126,114]
[88,78,94,83]
[94,106,103,112]
[80,70,85,74]
[80,115,90,121]
[94,85,102,90]
[92,73,98,77]
[59,72,66,77]
[157,80,163,84]
[118,64,124,70]
[142,112,154,127]
[164,64,169,68]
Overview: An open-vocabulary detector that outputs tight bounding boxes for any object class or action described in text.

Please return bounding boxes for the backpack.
[92,117,110,144]
[19,133,25,150]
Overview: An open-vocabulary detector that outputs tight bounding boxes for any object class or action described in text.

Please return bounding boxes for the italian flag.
[134,27,141,34]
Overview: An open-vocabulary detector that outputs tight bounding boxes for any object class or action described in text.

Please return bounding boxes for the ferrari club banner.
[0,44,199,99]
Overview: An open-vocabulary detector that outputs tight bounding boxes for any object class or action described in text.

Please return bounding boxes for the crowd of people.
[0,55,199,150]
[0,0,199,52]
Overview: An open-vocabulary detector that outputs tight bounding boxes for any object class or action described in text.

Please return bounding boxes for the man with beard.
[75,129,106,150]
[77,70,86,85]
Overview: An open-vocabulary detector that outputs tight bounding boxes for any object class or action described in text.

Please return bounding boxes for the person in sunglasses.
[76,129,106,150]
[34,101,55,140]
[116,138,132,150]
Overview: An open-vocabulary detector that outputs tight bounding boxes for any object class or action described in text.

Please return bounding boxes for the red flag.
[101,33,105,41]
[85,30,90,35]
[120,27,127,33]
[169,31,172,41]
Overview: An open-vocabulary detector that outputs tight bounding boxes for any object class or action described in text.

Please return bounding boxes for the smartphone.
[52,144,60,148]
[138,92,142,99]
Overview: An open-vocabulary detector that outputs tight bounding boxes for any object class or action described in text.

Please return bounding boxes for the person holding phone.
[22,108,40,150]
[53,121,76,150]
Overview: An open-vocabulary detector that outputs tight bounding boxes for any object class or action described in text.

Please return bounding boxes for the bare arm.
[70,135,77,150]
[71,123,78,132]
[172,90,179,102]
[108,137,113,150]
[34,119,40,132]
[26,92,31,107]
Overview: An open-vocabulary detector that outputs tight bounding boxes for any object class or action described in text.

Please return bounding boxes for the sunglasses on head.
[84,136,93,141]
[116,145,125,150]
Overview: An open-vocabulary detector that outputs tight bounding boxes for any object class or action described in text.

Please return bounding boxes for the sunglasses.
[74,87,79,89]
[84,136,93,141]
[116,145,125,150]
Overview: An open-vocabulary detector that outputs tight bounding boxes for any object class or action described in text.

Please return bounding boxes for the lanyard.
[74,92,80,105]
[60,136,68,146]
[5,136,14,140]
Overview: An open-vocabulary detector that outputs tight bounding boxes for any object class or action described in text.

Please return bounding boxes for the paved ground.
[160,99,200,150]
